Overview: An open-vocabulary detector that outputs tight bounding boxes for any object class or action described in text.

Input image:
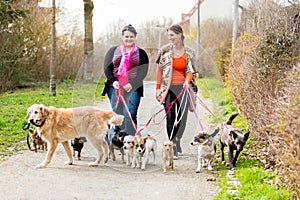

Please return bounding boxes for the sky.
[39,0,291,39]
[39,0,237,38]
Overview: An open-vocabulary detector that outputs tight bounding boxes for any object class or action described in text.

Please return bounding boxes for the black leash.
[22,121,30,130]
[26,133,34,151]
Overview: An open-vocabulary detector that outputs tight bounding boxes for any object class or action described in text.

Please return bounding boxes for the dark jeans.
[107,86,141,136]
[163,85,188,142]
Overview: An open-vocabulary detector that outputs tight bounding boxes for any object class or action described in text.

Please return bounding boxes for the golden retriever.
[25,104,124,169]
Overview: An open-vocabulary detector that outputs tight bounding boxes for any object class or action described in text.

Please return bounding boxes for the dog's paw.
[34,163,46,169]
[64,160,73,165]
[88,161,99,166]
[104,157,109,163]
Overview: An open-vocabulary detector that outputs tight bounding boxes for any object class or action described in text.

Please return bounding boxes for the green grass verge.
[196,78,291,199]
[0,79,106,161]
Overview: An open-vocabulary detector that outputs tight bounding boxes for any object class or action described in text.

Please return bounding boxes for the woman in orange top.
[155,24,197,159]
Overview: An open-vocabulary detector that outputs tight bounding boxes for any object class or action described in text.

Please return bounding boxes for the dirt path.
[0,81,219,200]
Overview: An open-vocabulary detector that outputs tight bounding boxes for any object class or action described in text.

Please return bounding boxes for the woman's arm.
[130,48,149,86]
[104,46,117,83]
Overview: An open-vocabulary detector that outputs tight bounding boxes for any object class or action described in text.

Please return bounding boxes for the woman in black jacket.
[102,24,149,136]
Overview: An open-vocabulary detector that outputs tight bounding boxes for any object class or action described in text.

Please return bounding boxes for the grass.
[0,79,106,160]
[196,78,291,199]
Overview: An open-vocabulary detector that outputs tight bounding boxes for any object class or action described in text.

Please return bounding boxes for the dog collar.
[31,119,46,128]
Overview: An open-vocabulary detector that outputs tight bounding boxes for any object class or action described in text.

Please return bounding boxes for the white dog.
[190,130,218,173]
[131,134,157,170]
[141,134,157,170]
[123,135,135,166]
[131,136,144,169]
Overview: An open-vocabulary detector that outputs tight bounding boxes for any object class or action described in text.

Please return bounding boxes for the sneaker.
[173,156,179,160]
[177,152,183,156]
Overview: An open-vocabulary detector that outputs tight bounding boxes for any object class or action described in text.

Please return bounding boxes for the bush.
[226,4,300,196]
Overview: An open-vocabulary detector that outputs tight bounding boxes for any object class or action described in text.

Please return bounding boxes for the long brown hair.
[167,24,185,45]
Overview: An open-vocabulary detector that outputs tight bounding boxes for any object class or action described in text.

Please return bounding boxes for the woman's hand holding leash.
[123,83,132,92]
[113,81,132,92]
[113,81,119,89]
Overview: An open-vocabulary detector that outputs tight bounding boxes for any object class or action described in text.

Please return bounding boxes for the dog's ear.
[229,131,238,140]
[25,111,29,119]
[40,105,49,118]
[103,110,114,119]
[244,131,250,141]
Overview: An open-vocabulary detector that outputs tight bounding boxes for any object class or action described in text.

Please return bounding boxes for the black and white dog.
[190,128,219,173]
[106,128,128,161]
[219,112,250,170]
[71,136,87,160]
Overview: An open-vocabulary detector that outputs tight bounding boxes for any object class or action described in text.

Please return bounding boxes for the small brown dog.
[162,141,174,173]
[28,129,47,152]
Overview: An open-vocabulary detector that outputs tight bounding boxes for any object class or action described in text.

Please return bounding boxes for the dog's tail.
[226,112,239,125]
[208,127,220,138]
[106,111,124,126]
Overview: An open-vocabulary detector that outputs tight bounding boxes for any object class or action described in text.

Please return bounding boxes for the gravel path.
[0,81,219,200]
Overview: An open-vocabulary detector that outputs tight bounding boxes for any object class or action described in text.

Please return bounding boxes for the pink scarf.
[118,43,137,86]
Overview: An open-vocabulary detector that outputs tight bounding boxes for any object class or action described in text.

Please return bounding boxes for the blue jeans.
[107,86,140,136]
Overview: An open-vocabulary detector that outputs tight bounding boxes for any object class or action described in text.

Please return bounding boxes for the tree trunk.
[50,0,56,96]
[83,0,94,81]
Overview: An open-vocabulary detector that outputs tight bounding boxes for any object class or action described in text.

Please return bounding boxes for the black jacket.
[102,46,149,97]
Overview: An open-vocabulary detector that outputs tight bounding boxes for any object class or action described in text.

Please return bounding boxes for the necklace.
[173,46,185,58]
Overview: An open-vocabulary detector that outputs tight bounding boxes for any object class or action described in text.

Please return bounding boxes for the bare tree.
[82,0,94,81]
[50,0,56,96]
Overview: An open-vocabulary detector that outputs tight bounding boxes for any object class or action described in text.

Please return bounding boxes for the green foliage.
[214,159,290,200]
[213,40,232,77]
[0,80,106,161]
[0,0,29,22]
[237,167,290,200]
[196,78,248,129]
